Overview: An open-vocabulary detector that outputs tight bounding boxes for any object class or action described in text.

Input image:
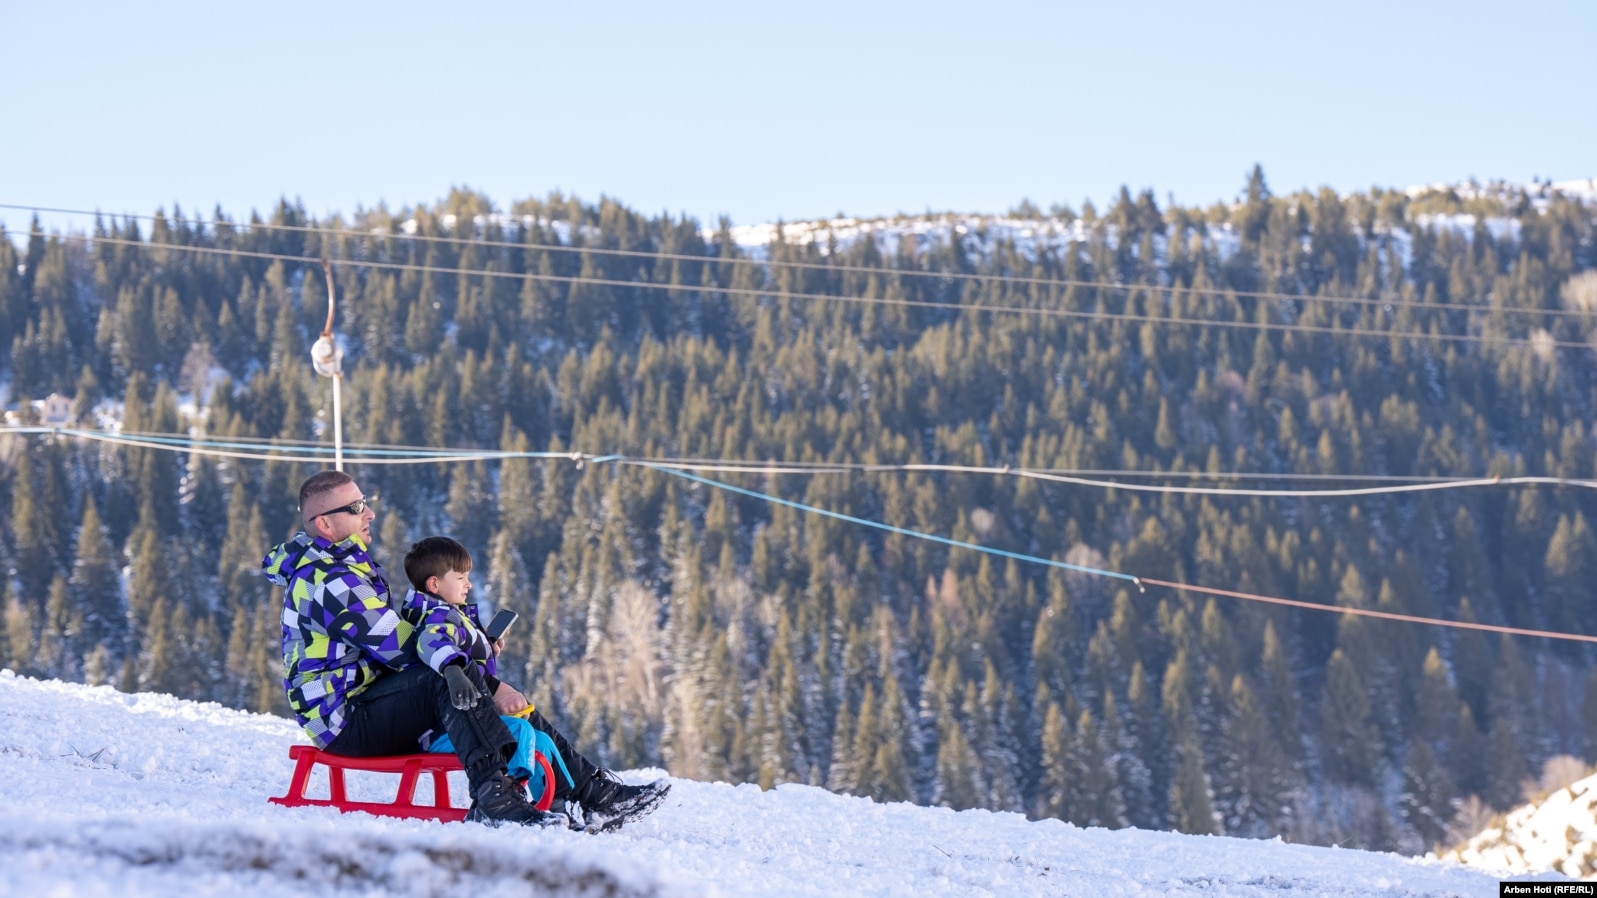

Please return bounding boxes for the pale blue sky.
[4,1,1593,234]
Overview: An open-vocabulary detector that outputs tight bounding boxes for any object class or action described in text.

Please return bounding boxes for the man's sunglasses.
[312,496,374,519]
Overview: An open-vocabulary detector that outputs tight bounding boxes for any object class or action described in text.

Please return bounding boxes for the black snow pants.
[326,664,513,791]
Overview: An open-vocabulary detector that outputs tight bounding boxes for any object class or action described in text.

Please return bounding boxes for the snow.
[1446,771,1597,880]
[709,215,1247,268]
[1551,178,1597,204]
[0,670,1554,897]
[698,177,1595,269]
[715,215,1092,262]
[1411,213,1521,243]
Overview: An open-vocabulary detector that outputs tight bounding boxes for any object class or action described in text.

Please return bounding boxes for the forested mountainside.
[1,168,1594,854]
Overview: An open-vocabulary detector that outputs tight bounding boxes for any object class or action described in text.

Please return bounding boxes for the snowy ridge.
[1445,770,1597,881]
[0,670,1547,897]
[718,215,1100,262]
[373,178,1594,273]
[709,177,1597,265]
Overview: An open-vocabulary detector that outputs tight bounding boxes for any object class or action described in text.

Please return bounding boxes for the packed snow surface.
[0,671,1559,896]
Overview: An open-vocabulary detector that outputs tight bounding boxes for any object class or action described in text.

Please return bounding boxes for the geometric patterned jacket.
[399,587,499,681]
[261,532,417,749]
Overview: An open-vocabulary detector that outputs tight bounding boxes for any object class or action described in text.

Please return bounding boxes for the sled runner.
[269,744,556,822]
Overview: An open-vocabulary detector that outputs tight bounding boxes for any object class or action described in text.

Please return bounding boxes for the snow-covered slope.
[0,670,1547,897]
[1445,771,1597,881]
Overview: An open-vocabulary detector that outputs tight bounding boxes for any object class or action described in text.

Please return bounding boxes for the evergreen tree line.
[1,168,1595,853]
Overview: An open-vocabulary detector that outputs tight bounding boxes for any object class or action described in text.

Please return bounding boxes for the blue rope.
[13,424,1125,587]
[641,463,1139,584]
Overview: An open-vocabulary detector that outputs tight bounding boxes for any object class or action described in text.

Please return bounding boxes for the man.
[261,470,669,831]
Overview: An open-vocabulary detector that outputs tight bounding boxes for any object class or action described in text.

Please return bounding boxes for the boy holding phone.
[401,536,669,831]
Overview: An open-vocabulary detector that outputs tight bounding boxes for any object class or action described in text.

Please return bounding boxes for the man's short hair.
[299,470,355,526]
[404,536,474,593]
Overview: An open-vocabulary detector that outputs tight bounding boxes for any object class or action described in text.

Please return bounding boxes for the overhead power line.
[644,464,1597,646]
[91,431,1552,485]
[5,201,1595,323]
[8,425,1594,644]
[18,232,1596,351]
[6,426,1595,497]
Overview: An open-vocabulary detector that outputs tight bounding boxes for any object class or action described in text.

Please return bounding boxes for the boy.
[401,536,670,832]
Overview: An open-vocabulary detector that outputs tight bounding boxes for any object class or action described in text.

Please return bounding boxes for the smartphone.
[485,608,518,641]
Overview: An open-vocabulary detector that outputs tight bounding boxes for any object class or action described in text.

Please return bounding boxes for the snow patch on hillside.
[1445,769,1597,881]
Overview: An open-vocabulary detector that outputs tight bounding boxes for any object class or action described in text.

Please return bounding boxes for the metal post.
[331,367,343,471]
[311,259,345,471]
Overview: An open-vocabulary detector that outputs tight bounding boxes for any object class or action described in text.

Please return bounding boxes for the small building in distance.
[4,392,77,426]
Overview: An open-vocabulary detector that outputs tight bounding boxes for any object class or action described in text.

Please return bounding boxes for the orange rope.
[1135,576,1597,644]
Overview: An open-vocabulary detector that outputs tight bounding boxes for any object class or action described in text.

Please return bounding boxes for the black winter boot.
[468,772,572,829]
[575,770,670,833]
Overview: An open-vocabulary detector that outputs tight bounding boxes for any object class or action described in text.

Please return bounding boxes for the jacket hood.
[262,532,374,586]
[261,533,318,586]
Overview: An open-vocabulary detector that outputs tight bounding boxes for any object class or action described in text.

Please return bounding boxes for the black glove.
[442,664,479,710]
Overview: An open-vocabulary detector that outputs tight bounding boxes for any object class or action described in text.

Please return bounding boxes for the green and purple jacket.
[261,532,416,749]
[400,588,500,680]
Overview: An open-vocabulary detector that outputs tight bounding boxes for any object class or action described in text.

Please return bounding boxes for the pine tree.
[858,671,913,803]
[1543,512,1595,652]
[1167,735,1221,835]
[1452,598,1490,723]
[1062,707,1126,828]
[141,597,178,696]
[1103,691,1154,829]
[1400,739,1455,849]
[1259,621,1301,759]
[124,516,178,665]
[826,688,858,794]
[250,592,288,715]
[1035,700,1071,820]
[1216,674,1292,837]
[1321,649,1379,784]
[1031,582,1075,698]
[69,496,123,653]
[1483,712,1529,810]
[975,660,1024,812]
[37,575,76,678]
[3,588,32,676]
[483,530,536,675]
[934,716,984,811]
[1451,703,1488,799]
[1584,667,1597,763]
[10,444,70,604]
[1413,646,1458,747]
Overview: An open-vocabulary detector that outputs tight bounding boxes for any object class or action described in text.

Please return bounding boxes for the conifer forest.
[2,168,1595,854]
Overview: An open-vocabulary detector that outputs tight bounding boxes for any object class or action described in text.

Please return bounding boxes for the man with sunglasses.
[262,470,564,827]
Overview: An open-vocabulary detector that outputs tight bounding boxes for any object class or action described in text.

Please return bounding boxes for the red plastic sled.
[269,744,556,822]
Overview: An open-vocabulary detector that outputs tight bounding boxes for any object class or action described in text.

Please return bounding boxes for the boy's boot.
[573,769,670,833]
[468,770,572,829]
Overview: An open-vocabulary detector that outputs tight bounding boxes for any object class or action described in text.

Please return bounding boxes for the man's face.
[306,481,375,546]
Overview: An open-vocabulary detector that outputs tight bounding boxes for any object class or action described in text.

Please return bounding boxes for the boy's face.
[428,569,472,605]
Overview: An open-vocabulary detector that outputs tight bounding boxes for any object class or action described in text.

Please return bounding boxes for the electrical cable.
[21,233,1596,351]
[622,458,1597,495]
[641,463,1597,645]
[9,424,1595,642]
[7,425,1596,497]
[79,431,1553,484]
[75,430,1560,485]
[5,201,1595,323]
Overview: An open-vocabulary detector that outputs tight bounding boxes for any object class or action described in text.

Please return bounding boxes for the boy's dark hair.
[404,536,474,593]
[298,470,355,526]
